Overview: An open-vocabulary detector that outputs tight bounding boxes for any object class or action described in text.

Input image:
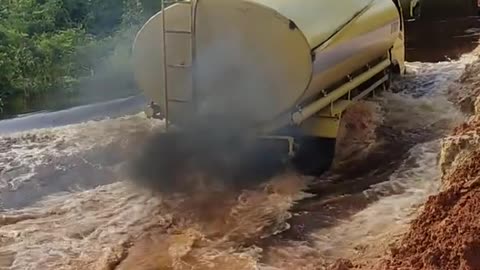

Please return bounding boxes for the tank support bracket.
[259,136,296,157]
[292,58,391,125]
[301,116,342,139]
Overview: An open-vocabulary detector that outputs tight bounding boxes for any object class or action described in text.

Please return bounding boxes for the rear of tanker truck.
[132,0,406,175]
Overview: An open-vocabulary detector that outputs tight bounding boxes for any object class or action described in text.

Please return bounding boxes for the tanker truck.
[132,0,406,175]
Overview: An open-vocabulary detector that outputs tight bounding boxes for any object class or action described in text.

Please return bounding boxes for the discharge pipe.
[291,58,391,125]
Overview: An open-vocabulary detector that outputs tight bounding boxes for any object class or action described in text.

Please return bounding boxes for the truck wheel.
[292,137,336,176]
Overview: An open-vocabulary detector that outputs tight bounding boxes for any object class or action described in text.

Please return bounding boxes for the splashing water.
[260,56,475,268]
[0,53,476,269]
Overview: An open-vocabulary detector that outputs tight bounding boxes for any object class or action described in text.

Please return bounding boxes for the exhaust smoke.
[128,117,290,193]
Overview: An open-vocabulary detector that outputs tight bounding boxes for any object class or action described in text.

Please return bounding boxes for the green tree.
[0,0,161,113]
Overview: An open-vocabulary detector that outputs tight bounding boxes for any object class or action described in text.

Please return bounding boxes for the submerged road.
[0,96,146,135]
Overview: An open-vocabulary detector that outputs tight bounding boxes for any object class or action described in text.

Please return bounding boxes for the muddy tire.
[292,137,336,176]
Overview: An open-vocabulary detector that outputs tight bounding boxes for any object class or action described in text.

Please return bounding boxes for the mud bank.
[379,50,480,270]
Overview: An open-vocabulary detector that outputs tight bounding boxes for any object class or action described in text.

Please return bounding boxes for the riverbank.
[376,48,480,270]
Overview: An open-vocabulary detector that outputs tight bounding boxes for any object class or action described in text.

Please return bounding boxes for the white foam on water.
[260,55,478,269]
[302,55,477,264]
[311,140,441,260]
[0,53,477,269]
[0,183,169,270]
[0,113,162,192]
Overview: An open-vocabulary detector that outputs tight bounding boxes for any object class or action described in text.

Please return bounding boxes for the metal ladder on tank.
[160,0,197,130]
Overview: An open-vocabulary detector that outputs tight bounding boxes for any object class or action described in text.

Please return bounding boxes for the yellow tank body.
[133,0,405,132]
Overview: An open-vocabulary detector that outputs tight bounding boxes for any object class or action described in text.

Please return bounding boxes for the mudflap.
[291,136,336,176]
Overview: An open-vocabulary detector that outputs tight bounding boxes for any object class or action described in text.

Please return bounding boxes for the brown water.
[405,16,480,62]
[0,54,473,269]
[0,17,478,270]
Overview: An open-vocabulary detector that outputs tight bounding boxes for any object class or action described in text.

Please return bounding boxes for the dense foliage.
[0,0,161,111]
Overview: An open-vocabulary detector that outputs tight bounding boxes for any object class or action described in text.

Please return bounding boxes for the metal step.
[168,99,191,103]
[165,29,192,34]
[164,0,191,4]
[168,63,191,68]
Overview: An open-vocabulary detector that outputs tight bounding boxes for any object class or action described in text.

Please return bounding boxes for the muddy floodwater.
[0,18,478,270]
[405,16,480,62]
